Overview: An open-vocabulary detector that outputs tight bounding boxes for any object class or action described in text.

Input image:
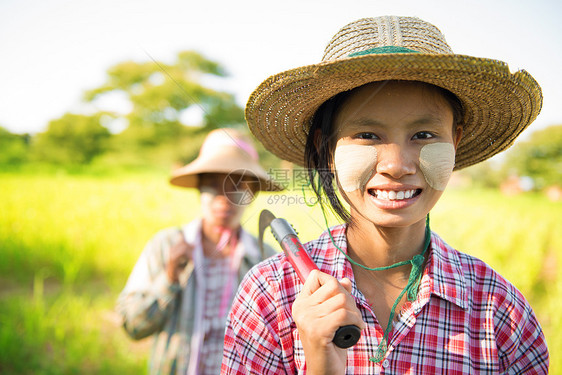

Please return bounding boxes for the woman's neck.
[201,219,240,258]
[346,217,427,271]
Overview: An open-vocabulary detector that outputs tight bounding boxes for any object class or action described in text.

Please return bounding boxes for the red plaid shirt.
[222,225,549,374]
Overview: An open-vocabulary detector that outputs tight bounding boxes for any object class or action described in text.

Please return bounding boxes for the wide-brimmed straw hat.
[246,16,542,170]
[170,128,282,191]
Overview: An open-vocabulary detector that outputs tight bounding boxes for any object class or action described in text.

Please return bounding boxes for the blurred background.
[1,0,561,373]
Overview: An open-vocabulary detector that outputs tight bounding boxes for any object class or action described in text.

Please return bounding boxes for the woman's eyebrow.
[343,115,445,129]
[407,115,447,127]
[341,118,385,129]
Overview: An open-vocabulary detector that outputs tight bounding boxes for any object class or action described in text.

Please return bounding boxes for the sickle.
[256,209,361,349]
[258,209,277,259]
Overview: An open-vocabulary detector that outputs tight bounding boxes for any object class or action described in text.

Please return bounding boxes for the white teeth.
[374,189,416,200]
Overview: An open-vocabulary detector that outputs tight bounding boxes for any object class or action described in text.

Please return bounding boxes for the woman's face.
[199,173,258,229]
[332,81,462,228]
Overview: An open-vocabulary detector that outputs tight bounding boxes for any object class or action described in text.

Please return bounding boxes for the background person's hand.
[166,232,194,283]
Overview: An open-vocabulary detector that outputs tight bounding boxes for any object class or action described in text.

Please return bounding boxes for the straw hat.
[246,16,542,170]
[170,128,282,191]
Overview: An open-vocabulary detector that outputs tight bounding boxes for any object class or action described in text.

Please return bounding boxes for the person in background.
[117,128,281,375]
[222,16,549,373]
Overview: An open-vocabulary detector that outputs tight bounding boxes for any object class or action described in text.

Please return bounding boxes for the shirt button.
[382,359,390,368]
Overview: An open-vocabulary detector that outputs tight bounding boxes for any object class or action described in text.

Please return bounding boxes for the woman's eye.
[356,132,378,140]
[413,131,434,140]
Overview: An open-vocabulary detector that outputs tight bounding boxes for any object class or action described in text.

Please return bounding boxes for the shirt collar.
[182,218,260,261]
[319,225,468,311]
[311,224,353,279]
[421,232,469,310]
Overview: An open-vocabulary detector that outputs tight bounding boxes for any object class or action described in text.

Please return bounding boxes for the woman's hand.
[292,270,365,375]
[166,233,193,283]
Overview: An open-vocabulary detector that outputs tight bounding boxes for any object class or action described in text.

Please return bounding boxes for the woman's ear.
[454,125,463,149]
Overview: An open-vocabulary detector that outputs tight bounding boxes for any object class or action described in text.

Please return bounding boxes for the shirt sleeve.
[495,284,549,374]
[222,263,291,375]
[116,228,184,340]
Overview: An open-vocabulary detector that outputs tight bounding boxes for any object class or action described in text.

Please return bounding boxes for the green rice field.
[1,172,560,374]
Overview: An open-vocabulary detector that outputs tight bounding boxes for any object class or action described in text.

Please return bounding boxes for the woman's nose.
[375,144,416,178]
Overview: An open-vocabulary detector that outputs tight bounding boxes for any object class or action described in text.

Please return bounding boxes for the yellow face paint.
[419,143,456,191]
[334,144,378,192]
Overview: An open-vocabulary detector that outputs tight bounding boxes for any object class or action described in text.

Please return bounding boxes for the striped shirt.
[222,224,549,374]
[200,255,232,375]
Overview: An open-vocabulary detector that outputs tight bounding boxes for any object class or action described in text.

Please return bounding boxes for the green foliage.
[176,50,226,76]
[0,52,250,173]
[0,287,147,375]
[0,126,29,166]
[456,159,506,189]
[0,173,196,374]
[503,124,562,188]
[31,113,110,165]
[84,50,245,150]
[202,94,245,130]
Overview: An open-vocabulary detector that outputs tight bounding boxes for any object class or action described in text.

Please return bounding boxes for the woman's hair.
[305,90,353,223]
[304,80,464,224]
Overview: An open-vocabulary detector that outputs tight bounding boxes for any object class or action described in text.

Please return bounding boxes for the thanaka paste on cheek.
[334,144,378,192]
[419,142,456,191]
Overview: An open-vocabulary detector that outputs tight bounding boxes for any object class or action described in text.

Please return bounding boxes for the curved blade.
[258,209,277,259]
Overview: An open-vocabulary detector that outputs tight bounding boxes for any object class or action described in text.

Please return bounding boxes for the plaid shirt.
[222,224,549,374]
[200,255,232,375]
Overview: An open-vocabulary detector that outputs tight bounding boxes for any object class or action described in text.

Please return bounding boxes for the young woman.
[222,16,549,374]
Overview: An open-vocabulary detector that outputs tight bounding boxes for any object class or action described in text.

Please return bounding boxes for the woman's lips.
[367,188,422,209]
[369,188,421,200]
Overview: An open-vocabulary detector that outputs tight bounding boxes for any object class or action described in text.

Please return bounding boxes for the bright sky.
[1,0,561,140]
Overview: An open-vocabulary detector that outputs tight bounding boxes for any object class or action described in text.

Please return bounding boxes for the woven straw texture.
[246,16,542,169]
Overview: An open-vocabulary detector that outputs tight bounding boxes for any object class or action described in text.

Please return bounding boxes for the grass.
[0,172,560,373]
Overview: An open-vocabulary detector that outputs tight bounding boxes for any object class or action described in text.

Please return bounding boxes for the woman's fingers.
[291,270,365,373]
[293,270,365,335]
[166,233,194,282]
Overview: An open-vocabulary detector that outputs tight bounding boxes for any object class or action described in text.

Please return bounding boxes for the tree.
[84,50,245,147]
[502,124,562,189]
[32,113,111,165]
[0,126,29,166]
[457,159,506,189]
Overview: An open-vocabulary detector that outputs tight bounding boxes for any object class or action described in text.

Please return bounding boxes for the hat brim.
[169,152,283,192]
[246,53,542,170]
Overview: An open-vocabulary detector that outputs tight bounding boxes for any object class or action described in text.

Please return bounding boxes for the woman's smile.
[332,80,462,227]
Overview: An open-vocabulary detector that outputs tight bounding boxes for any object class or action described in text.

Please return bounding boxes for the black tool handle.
[332,325,362,349]
[270,218,361,349]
